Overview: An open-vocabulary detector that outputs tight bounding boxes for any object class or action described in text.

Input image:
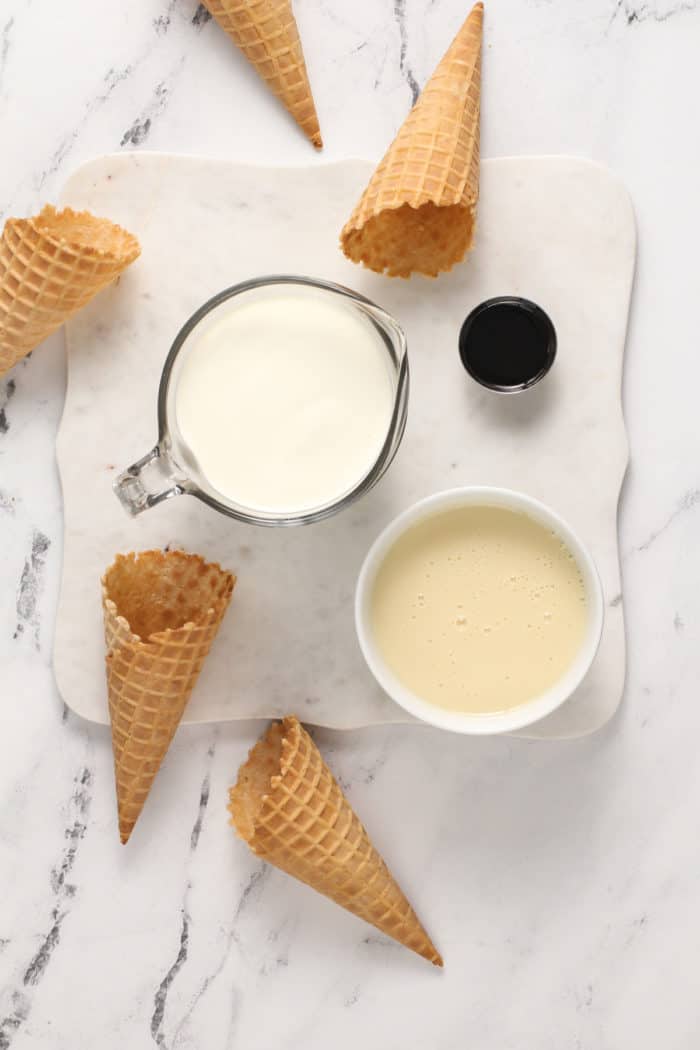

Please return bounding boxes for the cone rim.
[4,204,141,265]
[341,196,476,241]
[102,549,235,646]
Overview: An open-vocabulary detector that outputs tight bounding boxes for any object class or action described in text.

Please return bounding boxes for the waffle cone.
[202,0,322,148]
[0,205,140,376]
[229,716,442,965]
[103,550,235,844]
[340,2,483,277]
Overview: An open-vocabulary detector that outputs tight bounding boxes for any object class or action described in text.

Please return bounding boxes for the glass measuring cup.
[114,276,409,527]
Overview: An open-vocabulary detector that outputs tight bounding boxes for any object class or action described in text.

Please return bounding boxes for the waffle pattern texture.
[203,0,322,148]
[0,205,140,375]
[341,2,483,277]
[229,716,443,965]
[103,550,235,844]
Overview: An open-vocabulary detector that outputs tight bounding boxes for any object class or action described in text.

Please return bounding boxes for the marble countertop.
[1,1,699,1047]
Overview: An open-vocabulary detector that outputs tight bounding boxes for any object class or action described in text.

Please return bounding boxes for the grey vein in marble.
[156,0,212,37]
[0,491,15,515]
[13,530,50,648]
[151,904,191,1049]
[0,992,28,1050]
[633,487,700,552]
[0,378,16,435]
[358,741,389,785]
[153,15,172,36]
[189,743,215,851]
[259,925,291,978]
[191,4,212,28]
[343,985,361,1008]
[393,0,421,104]
[0,17,14,93]
[361,931,402,955]
[232,866,271,925]
[120,68,180,149]
[373,43,391,90]
[171,864,270,1045]
[0,768,93,1050]
[153,0,179,37]
[32,65,134,199]
[150,743,215,1048]
[612,0,699,23]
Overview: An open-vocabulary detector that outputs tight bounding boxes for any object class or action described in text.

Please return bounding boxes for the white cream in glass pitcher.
[114,276,409,527]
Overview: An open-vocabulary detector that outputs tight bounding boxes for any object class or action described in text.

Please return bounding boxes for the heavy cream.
[370,505,589,714]
[174,289,394,514]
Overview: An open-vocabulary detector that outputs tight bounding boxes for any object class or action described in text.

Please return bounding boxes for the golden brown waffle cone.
[0,205,140,376]
[340,2,483,278]
[229,716,442,965]
[103,550,235,844]
[202,0,322,148]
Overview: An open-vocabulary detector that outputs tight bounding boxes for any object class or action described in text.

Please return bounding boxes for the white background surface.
[1,2,699,1048]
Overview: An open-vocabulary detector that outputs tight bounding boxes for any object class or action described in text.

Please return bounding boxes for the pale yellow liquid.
[370,505,589,714]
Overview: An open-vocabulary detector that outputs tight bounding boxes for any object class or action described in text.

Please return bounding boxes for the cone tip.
[414,936,443,966]
[467,2,484,30]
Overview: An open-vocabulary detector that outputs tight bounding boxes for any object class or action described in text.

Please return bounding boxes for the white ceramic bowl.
[355,487,604,735]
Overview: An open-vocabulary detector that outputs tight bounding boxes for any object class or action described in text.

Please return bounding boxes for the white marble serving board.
[54,153,635,737]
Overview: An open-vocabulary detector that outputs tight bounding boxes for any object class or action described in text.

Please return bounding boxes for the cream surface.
[371,505,589,714]
[175,290,394,514]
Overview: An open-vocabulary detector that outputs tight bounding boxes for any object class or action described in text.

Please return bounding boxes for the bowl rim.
[354,486,605,735]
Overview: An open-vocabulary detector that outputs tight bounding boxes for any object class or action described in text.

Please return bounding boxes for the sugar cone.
[202,0,322,148]
[340,2,483,278]
[103,550,235,844]
[0,205,140,376]
[229,716,442,965]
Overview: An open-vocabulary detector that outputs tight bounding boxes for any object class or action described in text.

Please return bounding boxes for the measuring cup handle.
[114,446,186,517]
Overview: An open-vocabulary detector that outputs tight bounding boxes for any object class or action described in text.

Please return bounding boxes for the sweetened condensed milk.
[370,505,588,714]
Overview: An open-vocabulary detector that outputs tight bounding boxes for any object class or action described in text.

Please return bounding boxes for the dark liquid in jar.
[459,298,556,391]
